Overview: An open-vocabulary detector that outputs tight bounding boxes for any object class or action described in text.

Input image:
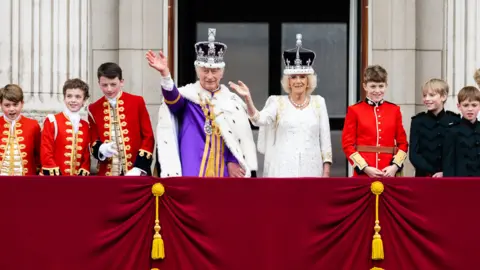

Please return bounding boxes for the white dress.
[252,95,332,177]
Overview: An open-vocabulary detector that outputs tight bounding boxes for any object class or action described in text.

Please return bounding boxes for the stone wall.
[2,0,480,176]
[370,0,480,176]
[0,0,166,173]
[0,0,166,127]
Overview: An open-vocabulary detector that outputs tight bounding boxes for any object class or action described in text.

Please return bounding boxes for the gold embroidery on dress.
[0,123,24,176]
[105,97,128,176]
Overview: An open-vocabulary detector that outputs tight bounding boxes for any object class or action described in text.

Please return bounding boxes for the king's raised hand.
[145,50,169,76]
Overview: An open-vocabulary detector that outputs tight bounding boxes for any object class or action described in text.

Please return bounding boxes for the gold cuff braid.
[392,149,407,167]
[349,152,368,170]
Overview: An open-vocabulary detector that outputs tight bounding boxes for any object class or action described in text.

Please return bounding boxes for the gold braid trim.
[42,167,60,176]
[392,149,407,167]
[164,94,181,105]
[349,151,368,170]
[78,168,90,176]
[139,149,153,159]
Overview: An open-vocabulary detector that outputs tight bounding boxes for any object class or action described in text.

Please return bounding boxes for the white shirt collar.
[3,114,22,134]
[106,91,122,107]
[3,114,21,123]
[63,107,81,133]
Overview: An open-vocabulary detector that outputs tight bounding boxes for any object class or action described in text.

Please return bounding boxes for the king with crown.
[145,28,258,177]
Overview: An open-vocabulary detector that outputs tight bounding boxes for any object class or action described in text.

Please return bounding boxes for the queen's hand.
[228,81,251,98]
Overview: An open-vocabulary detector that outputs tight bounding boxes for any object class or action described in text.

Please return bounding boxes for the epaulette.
[411,111,426,119]
[383,100,397,106]
[351,100,364,106]
[446,110,461,117]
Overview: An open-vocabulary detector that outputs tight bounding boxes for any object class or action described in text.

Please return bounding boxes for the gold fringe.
[371,267,384,270]
[371,181,384,260]
[151,183,165,260]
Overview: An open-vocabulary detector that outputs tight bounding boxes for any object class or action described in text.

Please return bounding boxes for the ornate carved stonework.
[0,0,90,123]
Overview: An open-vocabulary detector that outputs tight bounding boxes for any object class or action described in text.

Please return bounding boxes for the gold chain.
[199,95,220,135]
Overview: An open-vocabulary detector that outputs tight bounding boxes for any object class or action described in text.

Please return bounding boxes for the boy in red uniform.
[0,84,41,175]
[88,62,154,176]
[342,65,409,177]
[41,79,91,176]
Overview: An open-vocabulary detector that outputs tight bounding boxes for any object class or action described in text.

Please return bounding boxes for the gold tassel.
[151,183,166,260]
[370,267,384,270]
[371,181,385,260]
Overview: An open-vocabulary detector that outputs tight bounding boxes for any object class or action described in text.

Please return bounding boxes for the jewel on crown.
[197,47,204,57]
[195,28,227,66]
[294,33,303,67]
[217,48,224,61]
[294,58,302,67]
[207,29,216,57]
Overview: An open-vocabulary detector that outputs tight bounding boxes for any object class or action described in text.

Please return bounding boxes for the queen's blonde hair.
[280,74,317,94]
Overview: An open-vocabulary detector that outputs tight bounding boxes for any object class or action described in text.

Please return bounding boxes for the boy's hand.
[125,167,146,176]
[382,165,399,177]
[432,172,443,178]
[364,166,384,178]
[99,142,118,159]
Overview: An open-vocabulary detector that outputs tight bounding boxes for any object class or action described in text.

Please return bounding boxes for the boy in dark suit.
[409,79,460,177]
[443,86,480,176]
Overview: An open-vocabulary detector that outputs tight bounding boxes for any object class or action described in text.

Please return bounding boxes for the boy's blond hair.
[0,84,24,103]
[457,86,480,104]
[474,68,480,88]
[364,65,388,84]
[422,78,449,98]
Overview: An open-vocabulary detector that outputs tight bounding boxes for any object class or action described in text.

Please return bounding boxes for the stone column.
[370,0,417,175]
[90,0,120,101]
[118,0,165,129]
[444,0,480,111]
[415,0,445,112]
[0,0,90,125]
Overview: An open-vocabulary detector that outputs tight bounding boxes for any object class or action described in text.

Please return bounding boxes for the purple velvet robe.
[162,85,238,177]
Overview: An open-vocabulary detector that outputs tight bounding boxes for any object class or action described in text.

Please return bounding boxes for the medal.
[204,121,213,135]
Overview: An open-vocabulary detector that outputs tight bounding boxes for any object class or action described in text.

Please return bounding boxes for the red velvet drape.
[0,177,155,270]
[0,176,479,270]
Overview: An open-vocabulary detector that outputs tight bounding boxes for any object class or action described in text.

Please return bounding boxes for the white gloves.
[98,142,146,176]
[125,167,146,176]
[98,142,118,161]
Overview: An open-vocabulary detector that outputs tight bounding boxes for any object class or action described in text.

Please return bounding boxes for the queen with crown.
[145,28,258,178]
[230,34,333,177]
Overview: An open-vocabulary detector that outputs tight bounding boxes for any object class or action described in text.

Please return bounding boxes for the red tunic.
[87,91,155,176]
[0,115,41,175]
[40,112,91,176]
[342,99,409,176]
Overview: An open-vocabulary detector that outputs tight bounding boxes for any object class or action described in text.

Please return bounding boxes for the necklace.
[289,96,309,108]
